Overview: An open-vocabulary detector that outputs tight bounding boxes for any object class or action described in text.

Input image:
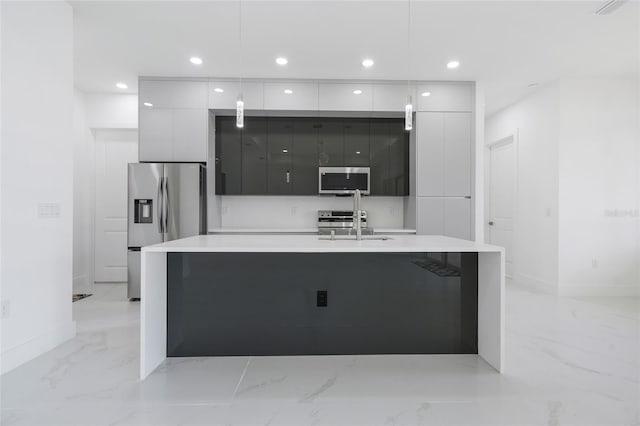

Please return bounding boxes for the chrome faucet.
[353,189,362,240]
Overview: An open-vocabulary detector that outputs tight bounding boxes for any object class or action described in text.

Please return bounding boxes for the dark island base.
[167,252,478,357]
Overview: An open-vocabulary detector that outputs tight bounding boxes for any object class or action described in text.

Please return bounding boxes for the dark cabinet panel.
[343,119,370,167]
[215,116,408,196]
[388,120,409,196]
[292,118,319,195]
[318,118,344,167]
[242,117,268,194]
[267,118,294,195]
[216,117,242,194]
[369,120,391,196]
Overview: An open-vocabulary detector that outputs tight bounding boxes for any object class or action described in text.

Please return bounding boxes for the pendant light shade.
[236,98,244,128]
[404,98,413,131]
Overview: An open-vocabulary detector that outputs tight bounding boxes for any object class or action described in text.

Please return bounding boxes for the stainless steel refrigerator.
[127,163,206,299]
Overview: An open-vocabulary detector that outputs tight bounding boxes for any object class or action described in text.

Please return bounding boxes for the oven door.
[319,167,370,195]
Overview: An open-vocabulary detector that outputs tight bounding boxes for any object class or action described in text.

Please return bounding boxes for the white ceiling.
[71,0,639,115]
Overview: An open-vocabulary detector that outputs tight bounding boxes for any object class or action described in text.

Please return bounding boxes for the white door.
[94,129,138,282]
[488,137,515,278]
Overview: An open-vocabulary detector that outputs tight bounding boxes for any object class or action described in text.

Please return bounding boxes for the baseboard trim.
[558,283,640,297]
[512,272,557,295]
[1,320,76,375]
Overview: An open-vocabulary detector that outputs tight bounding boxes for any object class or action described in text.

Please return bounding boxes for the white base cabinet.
[416,197,471,240]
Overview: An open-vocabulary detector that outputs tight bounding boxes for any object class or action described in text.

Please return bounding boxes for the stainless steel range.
[317,210,373,235]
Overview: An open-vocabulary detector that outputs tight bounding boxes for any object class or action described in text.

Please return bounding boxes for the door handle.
[157,179,164,233]
[488,221,494,226]
[286,171,291,183]
[164,177,170,234]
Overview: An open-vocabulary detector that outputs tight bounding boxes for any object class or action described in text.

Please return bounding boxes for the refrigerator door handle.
[157,178,164,234]
[164,177,170,234]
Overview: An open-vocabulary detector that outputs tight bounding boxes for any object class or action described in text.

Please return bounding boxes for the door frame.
[485,132,519,278]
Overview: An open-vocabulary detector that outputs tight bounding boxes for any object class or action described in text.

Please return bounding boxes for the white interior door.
[488,137,515,278]
[94,129,138,282]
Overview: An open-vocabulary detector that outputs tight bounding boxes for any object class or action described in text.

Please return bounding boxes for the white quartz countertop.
[208,228,417,234]
[143,234,504,253]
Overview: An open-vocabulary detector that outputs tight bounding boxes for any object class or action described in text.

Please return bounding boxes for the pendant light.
[404,0,413,131]
[236,0,244,128]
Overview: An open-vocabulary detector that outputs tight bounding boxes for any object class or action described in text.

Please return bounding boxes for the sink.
[318,235,393,241]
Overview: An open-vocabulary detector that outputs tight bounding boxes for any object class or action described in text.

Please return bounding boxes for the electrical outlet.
[592,259,598,269]
[546,208,552,217]
[38,203,60,218]
[1,300,10,319]
[221,206,228,215]
[389,207,396,216]
[316,290,328,307]
[291,206,297,216]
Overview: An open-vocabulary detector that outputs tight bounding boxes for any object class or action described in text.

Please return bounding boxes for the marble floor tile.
[1,282,639,426]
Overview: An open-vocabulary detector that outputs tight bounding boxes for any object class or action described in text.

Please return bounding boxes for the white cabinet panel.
[416,197,471,240]
[416,112,444,196]
[373,84,413,112]
[416,197,444,235]
[444,198,471,240]
[444,113,472,196]
[416,83,473,112]
[208,81,264,110]
[139,108,173,161]
[139,80,208,109]
[263,82,318,110]
[416,112,471,197]
[172,109,208,162]
[319,83,373,111]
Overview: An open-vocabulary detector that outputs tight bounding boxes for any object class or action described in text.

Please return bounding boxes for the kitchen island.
[140,234,504,379]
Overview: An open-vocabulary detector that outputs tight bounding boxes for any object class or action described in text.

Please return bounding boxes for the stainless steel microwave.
[318,167,370,195]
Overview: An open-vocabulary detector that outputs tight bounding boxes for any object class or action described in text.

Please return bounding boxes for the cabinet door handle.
[286,171,290,183]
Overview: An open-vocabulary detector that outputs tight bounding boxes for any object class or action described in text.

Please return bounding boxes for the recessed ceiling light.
[356,151,361,155]
[214,87,224,93]
[115,82,128,89]
[276,57,288,65]
[190,57,203,65]
[353,89,363,95]
[421,92,431,97]
[527,83,539,87]
[282,149,288,153]
[361,58,374,68]
[143,102,153,107]
[284,89,293,94]
[446,60,460,69]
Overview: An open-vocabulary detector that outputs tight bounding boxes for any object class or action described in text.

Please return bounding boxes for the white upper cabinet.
[263,82,318,110]
[139,108,173,162]
[416,82,473,112]
[208,81,264,110]
[139,80,208,109]
[172,109,208,162]
[373,84,414,112]
[319,83,373,111]
[416,111,472,197]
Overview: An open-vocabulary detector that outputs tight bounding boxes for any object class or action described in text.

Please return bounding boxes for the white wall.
[486,78,640,297]
[73,90,95,294]
[217,196,404,230]
[1,1,76,373]
[85,93,138,129]
[557,79,640,296]
[485,83,560,294]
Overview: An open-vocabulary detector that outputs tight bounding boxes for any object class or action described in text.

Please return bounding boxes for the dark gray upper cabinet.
[343,118,370,167]
[292,118,319,195]
[216,117,242,195]
[215,116,408,196]
[318,119,344,167]
[267,118,294,195]
[241,117,268,194]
